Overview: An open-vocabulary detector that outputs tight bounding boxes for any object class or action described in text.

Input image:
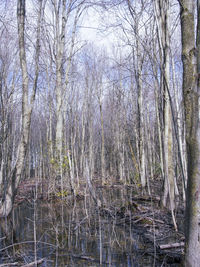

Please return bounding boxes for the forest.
[0,0,200,266]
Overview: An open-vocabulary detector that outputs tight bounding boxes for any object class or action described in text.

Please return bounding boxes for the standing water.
[0,187,170,266]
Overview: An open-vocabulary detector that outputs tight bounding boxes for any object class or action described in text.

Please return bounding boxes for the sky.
[78,6,118,53]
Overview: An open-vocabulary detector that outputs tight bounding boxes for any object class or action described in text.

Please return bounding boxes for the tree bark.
[179,0,200,265]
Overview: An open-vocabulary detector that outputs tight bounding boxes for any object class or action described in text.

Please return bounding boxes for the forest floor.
[0,178,185,266]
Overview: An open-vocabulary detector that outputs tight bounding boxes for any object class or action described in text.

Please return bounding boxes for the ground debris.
[98,190,185,266]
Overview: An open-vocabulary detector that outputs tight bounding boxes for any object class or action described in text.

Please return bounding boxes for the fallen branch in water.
[0,241,56,252]
[159,242,184,250]
[21,258,44,267]
[58,253,110,264]
[0,263,18,267]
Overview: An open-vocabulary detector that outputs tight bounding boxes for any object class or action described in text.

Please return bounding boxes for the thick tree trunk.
[179,0,200,265]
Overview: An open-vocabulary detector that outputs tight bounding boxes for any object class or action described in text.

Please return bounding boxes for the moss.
[56,190,69,197]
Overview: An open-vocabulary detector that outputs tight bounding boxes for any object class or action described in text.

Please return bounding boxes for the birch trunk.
[125,1,146,188]
[154,0,175,212]
[172,57,187,202]
[134,34,146,189]
[54,0,66,193]
[0,0,43,217]
[54,1,81,191]
[100,100,106,184]
[137,71,146,188]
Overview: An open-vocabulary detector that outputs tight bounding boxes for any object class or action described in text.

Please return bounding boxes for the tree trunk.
[100,100,106,184]
[172,57,187,202]
[154,0,175,211]
[179,0,200,265]
[0,0,43,217]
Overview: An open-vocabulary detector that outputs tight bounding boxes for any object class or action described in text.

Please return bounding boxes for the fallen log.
[159,242,184,250]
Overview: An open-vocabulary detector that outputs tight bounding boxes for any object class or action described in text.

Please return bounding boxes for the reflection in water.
[0,188,156,266]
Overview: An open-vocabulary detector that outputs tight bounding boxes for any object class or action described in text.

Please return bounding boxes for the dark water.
[0,188,157,266]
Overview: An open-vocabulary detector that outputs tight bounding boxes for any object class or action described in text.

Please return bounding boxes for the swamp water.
[0,187,159,266]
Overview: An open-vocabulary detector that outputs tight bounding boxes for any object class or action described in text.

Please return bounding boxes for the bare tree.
[0,0,44,217]
[154,0,176,216]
